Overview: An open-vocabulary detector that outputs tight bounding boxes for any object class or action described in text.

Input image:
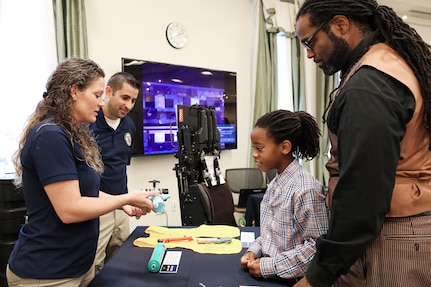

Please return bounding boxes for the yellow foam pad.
[133,225,242,254]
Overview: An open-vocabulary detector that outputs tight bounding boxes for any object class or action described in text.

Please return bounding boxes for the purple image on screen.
[122,58,237,156]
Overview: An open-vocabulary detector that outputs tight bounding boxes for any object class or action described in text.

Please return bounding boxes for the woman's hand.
[122,204,148,218]
[129,189,161,213]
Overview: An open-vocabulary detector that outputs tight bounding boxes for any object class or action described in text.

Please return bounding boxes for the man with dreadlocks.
[294,0,431,286]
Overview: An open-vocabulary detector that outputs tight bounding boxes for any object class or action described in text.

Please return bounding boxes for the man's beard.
[320,31,349,75]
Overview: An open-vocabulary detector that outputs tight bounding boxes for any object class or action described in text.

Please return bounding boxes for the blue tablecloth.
[89,226,288,287]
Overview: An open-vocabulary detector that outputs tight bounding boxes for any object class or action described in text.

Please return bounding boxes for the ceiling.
[377,0,431,26]
[378,0,431,15]
[296,0,431,27]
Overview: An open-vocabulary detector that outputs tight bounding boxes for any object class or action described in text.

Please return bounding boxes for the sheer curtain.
[0,0,57,177]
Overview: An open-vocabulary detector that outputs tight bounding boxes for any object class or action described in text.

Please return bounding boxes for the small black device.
[237,188,266,208]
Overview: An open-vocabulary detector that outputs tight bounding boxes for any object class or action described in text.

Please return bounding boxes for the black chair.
[180,183,236,226]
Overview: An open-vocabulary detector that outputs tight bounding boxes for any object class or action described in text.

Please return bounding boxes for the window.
[276,32,294,111]
[0,0,57,177]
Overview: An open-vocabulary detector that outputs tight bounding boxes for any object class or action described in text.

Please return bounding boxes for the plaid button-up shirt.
[247,159,329,279]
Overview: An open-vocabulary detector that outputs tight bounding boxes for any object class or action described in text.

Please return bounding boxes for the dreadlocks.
[254,110,321,160]
[297,0,431,137]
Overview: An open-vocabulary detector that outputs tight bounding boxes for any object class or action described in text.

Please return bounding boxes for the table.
[89,226,287,287]
[245,193,264,226]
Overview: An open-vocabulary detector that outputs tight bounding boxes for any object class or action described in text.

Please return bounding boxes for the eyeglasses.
[302,21,327,51]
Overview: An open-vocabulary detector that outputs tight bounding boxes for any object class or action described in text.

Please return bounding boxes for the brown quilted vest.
[326,43,431,217]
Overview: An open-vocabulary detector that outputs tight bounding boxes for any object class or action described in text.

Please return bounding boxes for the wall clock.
[166,22,188,49]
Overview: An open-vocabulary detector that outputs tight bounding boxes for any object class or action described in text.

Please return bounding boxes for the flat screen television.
[122,58,237,156]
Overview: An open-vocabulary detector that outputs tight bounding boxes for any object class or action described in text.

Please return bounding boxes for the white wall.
[85,0,255,229]
[85,1,431,231]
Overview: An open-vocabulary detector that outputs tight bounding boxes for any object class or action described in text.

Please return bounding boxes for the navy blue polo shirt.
[90,110,136,195]
[8,123,100,278]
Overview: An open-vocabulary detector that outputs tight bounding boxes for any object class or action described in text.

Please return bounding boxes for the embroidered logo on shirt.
[124,132,132,146]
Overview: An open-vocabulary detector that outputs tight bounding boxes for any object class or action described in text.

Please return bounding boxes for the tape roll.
[152,195,166,213]
[148,242,166,272]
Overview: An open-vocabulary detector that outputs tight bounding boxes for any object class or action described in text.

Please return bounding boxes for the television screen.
[122,58,237,156]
